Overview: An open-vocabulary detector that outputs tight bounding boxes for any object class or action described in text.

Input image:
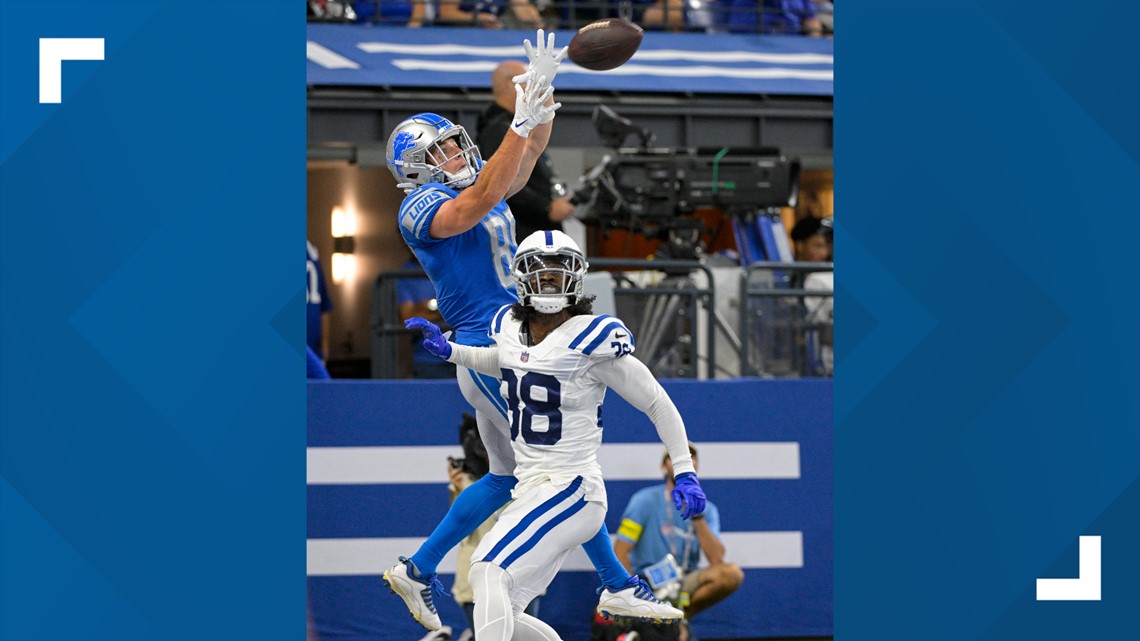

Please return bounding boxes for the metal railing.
[371,267,433,379]
[740,261,833,378]
[371,259,716,379]
[373,260,835,379]
[589,258,716,379]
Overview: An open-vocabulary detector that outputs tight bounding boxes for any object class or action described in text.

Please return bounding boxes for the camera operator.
[612,445,743,641]
[447,413,541,641]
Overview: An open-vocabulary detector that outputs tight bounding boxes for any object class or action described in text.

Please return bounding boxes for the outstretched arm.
[447,343,501,377]
[405,317,501,376]
[429,79,557,239]
[590,357,695,476]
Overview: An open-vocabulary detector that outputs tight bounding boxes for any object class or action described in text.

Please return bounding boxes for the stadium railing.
[740,261,833,378]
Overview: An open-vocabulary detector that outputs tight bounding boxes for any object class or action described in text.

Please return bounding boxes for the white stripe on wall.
[306,41,360,69]
[356,42,833,65]
[307,442,799,485]
[307,531,803,576]
[390,59,833,81]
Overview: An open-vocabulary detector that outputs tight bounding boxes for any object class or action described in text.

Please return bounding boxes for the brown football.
[567,19,644,71]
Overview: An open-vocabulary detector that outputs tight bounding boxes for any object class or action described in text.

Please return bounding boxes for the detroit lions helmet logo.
[390,131,417,179]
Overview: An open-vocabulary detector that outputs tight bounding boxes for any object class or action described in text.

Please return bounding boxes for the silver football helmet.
[386,113,481,191]
[512,230,588,314]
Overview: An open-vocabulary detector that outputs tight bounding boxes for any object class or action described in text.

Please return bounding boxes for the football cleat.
[383,557,444,631]
[596,576,684,623]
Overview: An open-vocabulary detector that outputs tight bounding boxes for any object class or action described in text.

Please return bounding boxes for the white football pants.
[471,475,605,641]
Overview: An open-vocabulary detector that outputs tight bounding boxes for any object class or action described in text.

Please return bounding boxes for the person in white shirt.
[406,230,708,641]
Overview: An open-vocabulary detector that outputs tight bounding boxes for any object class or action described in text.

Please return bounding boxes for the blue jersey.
[306,241,333,358]
[616,483,721,575]
[397,174,518,346]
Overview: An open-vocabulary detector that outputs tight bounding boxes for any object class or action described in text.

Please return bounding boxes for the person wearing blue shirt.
[614,445,744,638]
[380,31,682,633]
[352,0,418,25]
[306,240,333,361]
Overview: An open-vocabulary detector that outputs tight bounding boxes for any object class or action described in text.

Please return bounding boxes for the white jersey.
[447,307,697,510]
[489,309,637,508]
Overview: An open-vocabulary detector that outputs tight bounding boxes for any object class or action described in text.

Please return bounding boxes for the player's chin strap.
[443,165,476,188]
[529,294,570,314]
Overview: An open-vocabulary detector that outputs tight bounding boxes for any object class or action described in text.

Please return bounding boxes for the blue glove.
[671,472,706,520]
[405,317,452,359]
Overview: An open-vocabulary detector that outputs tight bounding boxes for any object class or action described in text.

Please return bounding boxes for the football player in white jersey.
[405,230,708,641]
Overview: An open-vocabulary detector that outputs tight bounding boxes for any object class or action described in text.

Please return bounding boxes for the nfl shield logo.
[521,352,530,362]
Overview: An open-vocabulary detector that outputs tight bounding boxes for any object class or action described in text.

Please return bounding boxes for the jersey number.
[501,369,562,445]
[480,214,515,289]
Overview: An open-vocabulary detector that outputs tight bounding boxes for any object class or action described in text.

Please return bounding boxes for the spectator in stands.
[352,0,429,26]
[614,445,743,641]
[762,0,823,35]
[307,240,333,362]
[790,215,833,262]
[632,0,719,32]
[397,256,457,379]
[436,0,544,29]
[723,0,822,35]
[639,0,687,30]
[476,61,575,242]
[790,216,833,374]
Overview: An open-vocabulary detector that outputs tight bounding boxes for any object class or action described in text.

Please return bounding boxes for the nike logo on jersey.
[616,333,627,338]
[513,119,529,129]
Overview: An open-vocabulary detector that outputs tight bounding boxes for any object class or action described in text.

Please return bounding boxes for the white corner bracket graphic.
[39,38,104,104]
[1036,535,1101,601]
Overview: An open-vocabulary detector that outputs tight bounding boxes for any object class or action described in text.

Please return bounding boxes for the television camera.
[571,106,801,257]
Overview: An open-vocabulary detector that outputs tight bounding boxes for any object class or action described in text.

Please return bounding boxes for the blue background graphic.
[0,2,303,640]
[835,1,1139,639]
[2,1,1138,640]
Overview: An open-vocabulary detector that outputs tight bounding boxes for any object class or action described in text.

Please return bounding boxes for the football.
[567,19,644,71]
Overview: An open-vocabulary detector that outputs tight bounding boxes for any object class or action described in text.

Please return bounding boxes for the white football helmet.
[386,113,481,191]
[512,230,588,314]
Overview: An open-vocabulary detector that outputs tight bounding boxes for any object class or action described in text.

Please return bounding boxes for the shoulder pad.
[488,304,514,339]
[398,186,450,244]
[566,315,635,359]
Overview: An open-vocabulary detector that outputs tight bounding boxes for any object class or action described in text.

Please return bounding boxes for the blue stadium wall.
[308,379,832,640]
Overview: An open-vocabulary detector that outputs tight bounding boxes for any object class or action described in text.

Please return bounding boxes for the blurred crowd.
[308,0,834,36]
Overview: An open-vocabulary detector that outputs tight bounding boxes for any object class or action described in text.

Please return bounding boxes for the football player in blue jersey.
[405,230,709,641]
[382,32,684,631]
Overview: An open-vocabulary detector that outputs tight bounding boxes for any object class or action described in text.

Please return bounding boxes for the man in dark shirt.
[476,61,575,243]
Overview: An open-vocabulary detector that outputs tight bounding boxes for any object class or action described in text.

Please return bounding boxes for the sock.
[409,473,517,576]
[582,525,632,590]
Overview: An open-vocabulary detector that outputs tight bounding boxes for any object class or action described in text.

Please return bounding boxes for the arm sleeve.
[589,357,695,477]
[398,187,450,246]
[447,343,501,377]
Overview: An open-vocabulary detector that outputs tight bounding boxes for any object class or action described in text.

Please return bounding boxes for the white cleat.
[383,557,443,631]
[597,577,684,623]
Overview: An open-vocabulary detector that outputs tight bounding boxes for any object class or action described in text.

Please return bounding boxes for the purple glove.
[405,317,452,359]
[671,472,706,520]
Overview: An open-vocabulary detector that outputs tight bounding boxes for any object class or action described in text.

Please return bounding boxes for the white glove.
[512,29,567,89]
[511,74,559,138]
